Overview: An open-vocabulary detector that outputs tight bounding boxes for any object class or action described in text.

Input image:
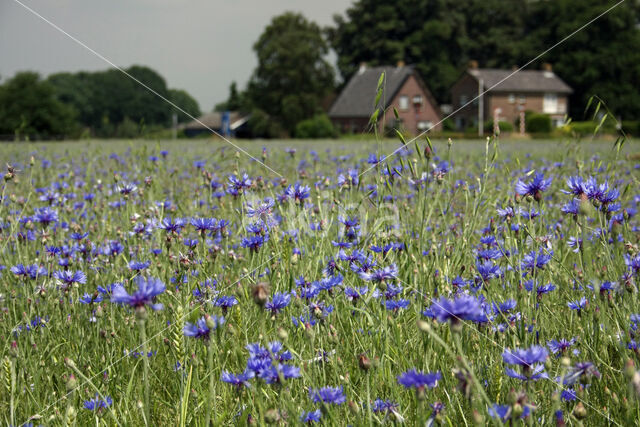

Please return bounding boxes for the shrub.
[484,120,514,133]
[294,114,337,139]
[526,113,552,133]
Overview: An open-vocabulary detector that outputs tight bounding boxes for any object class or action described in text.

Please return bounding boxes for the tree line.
[0,66,200,140]
[2,0,639,139]
[220,0,640,137]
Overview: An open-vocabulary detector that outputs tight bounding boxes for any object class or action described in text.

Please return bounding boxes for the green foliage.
[328,0,640,118]
[484,120,514,133]
[46,66,200,137]
[214,82,245,113]
[526,113,552,134]
[168,89,201,123]
[0,72,77,139]
[246,12,335,136]
[327,0,528,103]
[562,120,616,137]
[294,114,337,139]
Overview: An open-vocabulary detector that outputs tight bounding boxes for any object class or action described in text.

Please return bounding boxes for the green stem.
[205,338,215,426]
[138,315,151,425]
[10,357,16,427]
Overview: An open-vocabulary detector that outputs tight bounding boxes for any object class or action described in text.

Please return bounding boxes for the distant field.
[1,135,639,426]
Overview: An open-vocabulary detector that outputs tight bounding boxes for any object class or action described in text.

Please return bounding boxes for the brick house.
[450,64,573,132]
[328,63,442,135]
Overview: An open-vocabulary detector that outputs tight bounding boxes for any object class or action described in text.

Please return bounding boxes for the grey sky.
[0,0,353,112]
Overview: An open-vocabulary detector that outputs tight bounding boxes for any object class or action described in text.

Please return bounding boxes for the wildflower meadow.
[1,137,640,426]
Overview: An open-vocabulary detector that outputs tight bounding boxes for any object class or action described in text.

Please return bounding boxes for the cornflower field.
[1,137,640,426]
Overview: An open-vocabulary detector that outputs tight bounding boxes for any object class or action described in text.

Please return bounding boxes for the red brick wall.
[387,74,442,133]
[450,73,482,131]
[451,72,570,130]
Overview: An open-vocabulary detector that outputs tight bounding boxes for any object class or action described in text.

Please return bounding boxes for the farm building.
[182,111,250,138]
[450,63,573,132]
[328,62,442,135]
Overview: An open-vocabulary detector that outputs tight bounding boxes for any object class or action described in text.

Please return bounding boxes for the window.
[508,94,516,104]
[399,95,409,110]
[518,95,526,104]
[417,121,433,131]
[412,95,423,105]
[543,93,558,114]
[460,94,468,106]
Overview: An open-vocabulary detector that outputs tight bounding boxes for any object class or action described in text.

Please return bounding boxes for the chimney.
[468,60,479,69]
[358,62,367,74]
[396,60,405,68]
[542,63,553,72]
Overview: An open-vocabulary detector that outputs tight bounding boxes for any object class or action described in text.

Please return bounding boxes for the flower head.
[111,276,165,310]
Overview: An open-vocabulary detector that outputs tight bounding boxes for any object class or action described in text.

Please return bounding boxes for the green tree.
[214,81,245,112]
[247,12,335,137]
[47,65,200,136]
[328,0,640,118]
[327,0,528,103]
[0,71,77,139]
[521,0,640,119]
[169,89,201,123]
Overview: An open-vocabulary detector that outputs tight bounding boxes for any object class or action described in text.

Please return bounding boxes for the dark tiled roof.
[329,65,414,118]
[467,69,573,94]
[183,112,242,130]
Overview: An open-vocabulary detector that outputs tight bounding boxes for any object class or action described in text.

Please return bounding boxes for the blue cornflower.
[371,398,399,414]
[284,183,310,203]
[385,299,410,311]
[562,361,601,386]
[488,404,510,421]
[265,292,291,314]
[128,260,151,271]
[54,270,87,286]
[11,263,47,280]
[309,386,346,405]
[213,295,238,312]
[503,345,548,367]
[397,369,441,389]
[33,207,58,226]
[561,199,581,216]
[476,260,502,281]
[83,394,113,410]
[259,363,301,384]
[344,286,368,302]
[221,369,254,388]
[117,182,137,195]
[567,296,588,313]
[358,264,398,283]
[300,409,322,423]
[515,172,552,200]
[426,294,486,324]
[159,217,187,234]
[191,217,218,233]
[565,176,586,196]
[227,173,252,195]
[111,276,166,310]
[625,254,640,276]
[69,232,89,241]
[521,249,553,272]
[183,315,225,340]
[548,338,577,356]
[79,293,103,304]
[241,234,269,252]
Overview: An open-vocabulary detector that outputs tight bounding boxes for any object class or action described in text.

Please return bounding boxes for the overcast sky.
[0,0,354,112]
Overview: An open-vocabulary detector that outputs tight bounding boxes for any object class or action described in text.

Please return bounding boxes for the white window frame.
[398,95,409,111]
[543,93,558,114]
